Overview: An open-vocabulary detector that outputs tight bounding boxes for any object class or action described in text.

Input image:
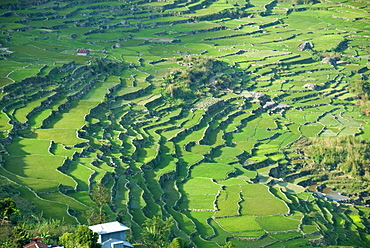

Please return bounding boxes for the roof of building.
[77,49,90,53]
[30,238,43,242]
[23,241,49,248]
[89,221,130,235]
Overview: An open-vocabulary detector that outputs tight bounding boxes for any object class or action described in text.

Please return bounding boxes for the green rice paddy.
[0,0,369,246]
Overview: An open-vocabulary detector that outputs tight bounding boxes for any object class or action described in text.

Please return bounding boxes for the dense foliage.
[86,183,112,225]
[0,198,20,222]
[350,80,370,115]
[140,216,174,248]
[162,56,235,100]
[305,136,370,179]
[59,225,100,248]
[290,136,370,203]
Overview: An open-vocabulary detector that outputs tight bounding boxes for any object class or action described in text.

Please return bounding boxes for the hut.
[77,49,90,56]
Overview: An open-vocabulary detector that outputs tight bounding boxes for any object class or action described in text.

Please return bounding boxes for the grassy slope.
[0,0,369,247]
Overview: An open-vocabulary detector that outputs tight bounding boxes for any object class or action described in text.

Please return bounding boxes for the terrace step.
[162,179,197,238]
[1,0,370,245]
[126,174,149,232]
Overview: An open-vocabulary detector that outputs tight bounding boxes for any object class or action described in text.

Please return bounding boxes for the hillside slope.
[0,0,369,247]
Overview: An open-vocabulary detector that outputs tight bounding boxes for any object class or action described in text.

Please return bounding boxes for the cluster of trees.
[0,198,20,224]
[0,179,108,247]
[0,198,27,247]
[162,56,233,100]
[59,225,100,248]
[1,208,79,247]
[289,136,370,204]
[91,58,126,75]
[297,136,370,180]
[0,210,76,247]
[141,216,174,248]
[349,79,370,116]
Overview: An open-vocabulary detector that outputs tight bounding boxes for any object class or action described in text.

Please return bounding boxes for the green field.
[0,0,370,247]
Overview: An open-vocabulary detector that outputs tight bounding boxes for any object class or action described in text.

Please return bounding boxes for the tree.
[88,183,111,225]
[85,209,110,226]
[0,198,20,223]
[59,232,77,248]
[0,223,29,248]
[75,225,100,248]
[59,225,100,248]
[141,216,174,248]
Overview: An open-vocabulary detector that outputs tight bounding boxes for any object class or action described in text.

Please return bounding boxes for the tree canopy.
[141,216,174,248]
[304,136,370,180]
[59,225,100,248]
[0,198,20,223]
[87,183,111,225]
[162,56,234,100]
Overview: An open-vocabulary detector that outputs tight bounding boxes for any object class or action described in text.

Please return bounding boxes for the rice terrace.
[0,0,370,247]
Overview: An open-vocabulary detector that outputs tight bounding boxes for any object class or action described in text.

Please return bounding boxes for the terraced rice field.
[0,0,369,247]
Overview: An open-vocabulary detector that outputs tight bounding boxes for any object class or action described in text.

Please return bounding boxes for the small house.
[23,238,48,248]
[89,221,133,248]
[77,49,90,56]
